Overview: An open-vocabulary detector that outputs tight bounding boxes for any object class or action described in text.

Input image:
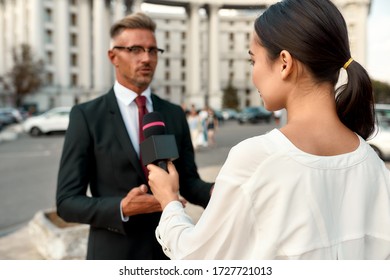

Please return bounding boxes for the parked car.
[221,108,238,120]
[367,104,390,160]
[374,103,390,125]
[237,106,272,124]
[0,111,14,128]
[367,123,390,160]
[0,107,23,125]
[23,107,71,136]
[213,110,225,123]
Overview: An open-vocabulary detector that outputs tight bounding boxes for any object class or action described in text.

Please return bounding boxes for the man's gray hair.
[110,12,156,39]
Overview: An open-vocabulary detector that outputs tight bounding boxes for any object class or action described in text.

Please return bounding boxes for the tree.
[372,79,390,104]
[4,44,45,107]
[222,79,239,109]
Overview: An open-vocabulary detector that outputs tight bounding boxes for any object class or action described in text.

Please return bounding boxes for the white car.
[368,124,390,160]
[367,104,390,160]
[23,107,71,136]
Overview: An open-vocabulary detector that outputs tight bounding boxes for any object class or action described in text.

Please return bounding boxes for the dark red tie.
[134,96,148,178]
[135,95,148,142]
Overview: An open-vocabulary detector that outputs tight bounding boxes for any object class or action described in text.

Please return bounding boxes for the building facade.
[0,0,372,111]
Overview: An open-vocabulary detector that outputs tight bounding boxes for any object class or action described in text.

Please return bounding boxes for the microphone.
[140,112,179,172]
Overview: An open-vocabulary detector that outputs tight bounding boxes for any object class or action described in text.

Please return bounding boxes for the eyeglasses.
[112,46,164,56]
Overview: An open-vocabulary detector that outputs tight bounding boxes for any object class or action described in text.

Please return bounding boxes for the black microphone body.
[140,112,179,172]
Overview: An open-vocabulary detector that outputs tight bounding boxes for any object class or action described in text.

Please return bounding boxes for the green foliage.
[222,80,239,110]
[5,44,45,107]
[372,79,390,104]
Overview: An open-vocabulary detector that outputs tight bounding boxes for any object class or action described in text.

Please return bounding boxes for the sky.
[367,0,390,84]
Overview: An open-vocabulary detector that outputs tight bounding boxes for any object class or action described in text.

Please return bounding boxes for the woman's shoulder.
[229,129,283,159]
[237,129,282,147]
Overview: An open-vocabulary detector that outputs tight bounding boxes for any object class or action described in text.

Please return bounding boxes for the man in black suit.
[56,12,213,260]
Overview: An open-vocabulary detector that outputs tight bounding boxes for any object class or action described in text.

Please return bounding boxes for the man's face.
[108,28,160,94]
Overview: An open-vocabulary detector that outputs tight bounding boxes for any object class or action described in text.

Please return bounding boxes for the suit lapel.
[151,94,168,121]
[105,90,145,180]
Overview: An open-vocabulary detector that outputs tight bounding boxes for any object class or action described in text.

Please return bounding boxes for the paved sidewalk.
[0,123,22,144]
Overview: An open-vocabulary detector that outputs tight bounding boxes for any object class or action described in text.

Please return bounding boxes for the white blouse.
[156,129,390,259]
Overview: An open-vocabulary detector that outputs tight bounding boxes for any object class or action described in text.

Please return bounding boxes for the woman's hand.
[147,161,180,209]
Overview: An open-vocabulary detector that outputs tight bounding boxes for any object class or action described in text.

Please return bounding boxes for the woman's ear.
[279,50,293,79]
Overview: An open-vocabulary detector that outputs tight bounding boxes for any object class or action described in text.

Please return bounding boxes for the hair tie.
[343,58,354,70]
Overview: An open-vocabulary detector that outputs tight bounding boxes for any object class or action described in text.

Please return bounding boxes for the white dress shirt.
[114,81,153,221]
[114,81,153,157]
[156,129,390,259]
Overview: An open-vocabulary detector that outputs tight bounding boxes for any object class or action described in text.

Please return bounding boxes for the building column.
[79,0,92,95]
[28,0,44,59]
[4,1,14,69]
[93,0,111,93]
[131,0,143,13]
[0,1,5,75]
[113,0,126,23]
[15,0,26,46]
[207,4,222,110]
[186,3,202,108]
[56,0,70,88]
[352,1,370,67]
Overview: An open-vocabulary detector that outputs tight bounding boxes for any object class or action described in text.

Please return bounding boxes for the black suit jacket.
[56,89,212,259]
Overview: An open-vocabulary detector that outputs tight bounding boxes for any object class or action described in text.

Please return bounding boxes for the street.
[0,120,277,236]
[0,134,64,236]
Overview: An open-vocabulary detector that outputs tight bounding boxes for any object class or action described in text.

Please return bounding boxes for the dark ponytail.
[254,0,375,139]
[336,61,375,140]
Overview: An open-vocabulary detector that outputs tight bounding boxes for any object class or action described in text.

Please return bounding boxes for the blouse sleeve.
[155,136,269,259]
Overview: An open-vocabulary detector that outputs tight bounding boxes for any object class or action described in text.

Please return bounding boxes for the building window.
[45,30,53,44]
[181,72,186,80]
[165,31,170,39]
[70,13,77,26]
[181,59,186,67]
[165,72,170,80]
[47,72,54,85]
[71,74,78,87]
[71,54,78,66]
[165,59,170,67]
[46,51,53,65]
[181,32,186,40]
[71,34,77,46]
[45,8,52,22]
[70,0,77,5]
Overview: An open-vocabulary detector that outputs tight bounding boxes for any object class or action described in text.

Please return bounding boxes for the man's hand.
[121,184,162,217]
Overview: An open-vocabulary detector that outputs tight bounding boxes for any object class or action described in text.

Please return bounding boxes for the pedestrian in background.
[198,106,209,147]
[147,0,390,259]
[206,107,218,147]
[187,104,203,150]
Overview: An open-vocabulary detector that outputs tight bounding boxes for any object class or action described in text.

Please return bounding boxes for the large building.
[0,0,372,111]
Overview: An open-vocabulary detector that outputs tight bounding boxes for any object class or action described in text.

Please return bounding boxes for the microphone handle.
[156,160,168,172]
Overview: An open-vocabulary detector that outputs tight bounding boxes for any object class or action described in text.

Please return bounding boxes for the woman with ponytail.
[147,0,390,259]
